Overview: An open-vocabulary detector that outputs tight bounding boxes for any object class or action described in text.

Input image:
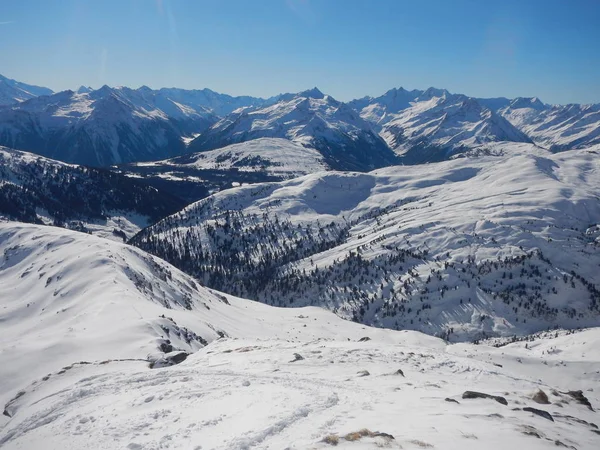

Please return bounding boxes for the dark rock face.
[462,391,508,405]
[445,398,459,404]
[565,390,594,411]
[523,407,554,422]
[166,351,189,365]
[290,353,304,362]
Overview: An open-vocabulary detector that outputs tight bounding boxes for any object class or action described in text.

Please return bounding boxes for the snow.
[0,86,218,166]
[187,90,396,171]
[0,74,53,106]
[379,93,532,160]
[135,145,600,339]
[1,224,598,450]
[500,99,600,150]
[0,146,172,240]
[140,138,330,178]
[0,216,599,449]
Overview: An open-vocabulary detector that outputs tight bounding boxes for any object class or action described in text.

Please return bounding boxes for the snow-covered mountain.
[1,221,599,449]
[120,138,330,202]
[382,93,533,163]
[349,87,425,126]
[499,98,600,150]
[0,74,53,106]
[351,88,600,161]
[188,88,400,171]
[0,86,218,166]
[132,146,600,341]
[0,146,187,240]
[154,87,270,116]
[347,88,533,163]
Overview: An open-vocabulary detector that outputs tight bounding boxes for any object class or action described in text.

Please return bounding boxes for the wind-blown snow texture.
[132,147,600,341]
[1,221,599,449]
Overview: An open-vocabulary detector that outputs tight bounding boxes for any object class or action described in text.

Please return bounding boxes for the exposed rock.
[394,369,405,377]
[357,370,370,377]
[159,340,173,353]
[462,390,508,405]
[523,407,554,421]
[290,353,304,362]
[358,337,371,342]
[166,351,189,365]
[532,389,550,404]
[565,390,594,411]
[445,398,459,404]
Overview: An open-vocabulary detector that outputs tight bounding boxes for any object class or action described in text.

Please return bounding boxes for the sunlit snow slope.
[133,147,600,340]
[0,221,396,408]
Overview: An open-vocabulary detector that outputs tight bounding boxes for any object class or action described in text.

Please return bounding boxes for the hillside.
[120,138,330,202]
[0,74,53,106]
[380,93,532,163]
[0,222,387,407]
[1,221,599,449]
[0,146,187,240]
[499,98,600,151]
[188,89,399,171]
[132,147,600,341]
[0,86,217,166]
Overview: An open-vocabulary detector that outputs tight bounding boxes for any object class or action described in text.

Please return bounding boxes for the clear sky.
[1,0,599,104]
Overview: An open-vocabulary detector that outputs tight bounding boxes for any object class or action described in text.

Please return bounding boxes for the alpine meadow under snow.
[0,72,600,449]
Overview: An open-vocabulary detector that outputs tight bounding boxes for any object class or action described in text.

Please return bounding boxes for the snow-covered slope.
[0,86,217,166]
[500,98,600,151]
[0,222,449,423]
[1,227,599,450]
[0,146,187,240]
[155,87,269,116]
[137,138,327,178]
[188,88,399,171]
[348,87,423,126]
[132,147,600,340]
[165,138,329,176]
[1,224,598,449]
[379,91,532,163]
[118,138,330,203]
[0,74,53,106]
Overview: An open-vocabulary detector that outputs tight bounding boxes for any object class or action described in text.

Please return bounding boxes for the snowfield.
[1,222,599,449]
[132,145,600,340]
[136,138,330,179]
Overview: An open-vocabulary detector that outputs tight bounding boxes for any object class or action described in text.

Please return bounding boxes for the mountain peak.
[76,86,93,94]
[137,85,153,93]
[298,87,325,99]
[509,97,547,110]
[419,87,450,100]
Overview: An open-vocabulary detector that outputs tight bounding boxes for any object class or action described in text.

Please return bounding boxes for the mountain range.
[1,75,600,448]
[1,74,599,170]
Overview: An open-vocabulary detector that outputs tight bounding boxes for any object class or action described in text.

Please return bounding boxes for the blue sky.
[1,0,599,104]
